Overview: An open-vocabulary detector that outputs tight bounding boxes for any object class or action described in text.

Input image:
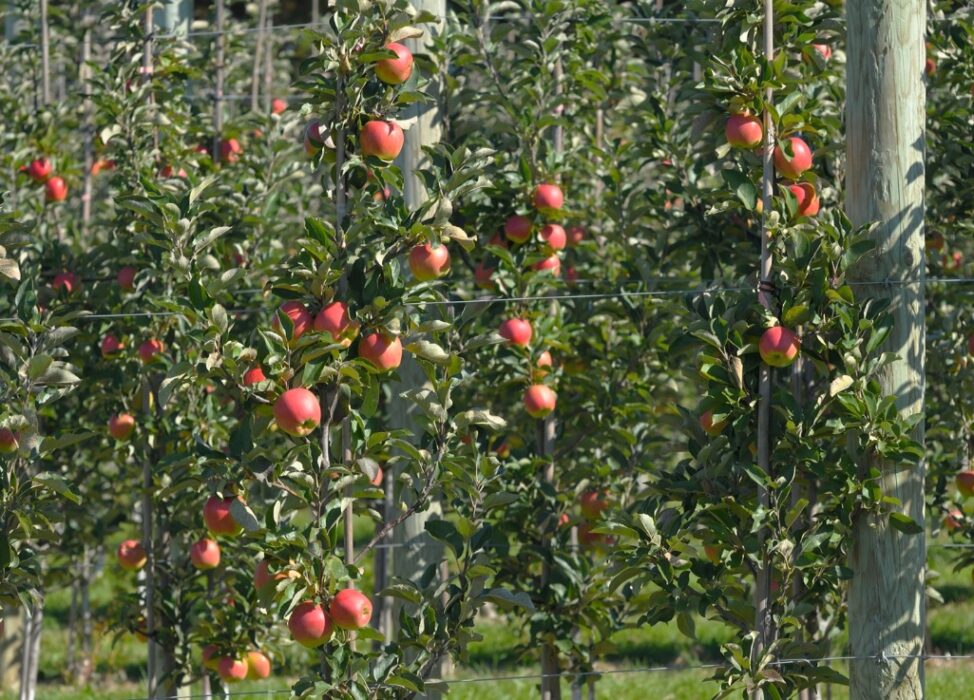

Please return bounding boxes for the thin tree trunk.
[846,1,926,697]
[39,0,50,105]
[250,0,267,112]
[213,0,225,157]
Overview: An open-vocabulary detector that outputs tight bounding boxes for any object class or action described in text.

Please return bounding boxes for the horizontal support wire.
[3,275,973,324]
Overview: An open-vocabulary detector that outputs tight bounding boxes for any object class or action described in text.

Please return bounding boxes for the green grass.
[5,538,974,698]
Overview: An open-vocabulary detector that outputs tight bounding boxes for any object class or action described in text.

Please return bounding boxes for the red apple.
[535,351,553,378]
[288,601,332,648]
[579,490,608,520]
[773,137,813,180]
[524,384,557,418]
[539,223,567,251]
[499,318,532,346]
[329,589,373,630]
[699,410,726,437]
[944,508,963,532]
[533,254,561,276]
[44,176,67,202]
[304,120,324,155]
[109,414,136,441]
[504,215,532,244]
[314,301,359,347]
[117,539,146,571]
[219,138,242,164]
[245,651,271,680]
[565,266,578,284]
[371,466,384,486]
[957,471,974,498]
[273,387,322,437]
[926,57,936,76]
[759,326,800,367]
[271,98,287,114]
[243,366,266,386]
[218,656,248,683]
[360,120,404,161]
[138,338,164,364]
[533,183,564,211]
[190,538,221,570]
[159,164,188,179]
[474,261,495,289]
[566,225,584,246]
[409,243,451,281]
[375,42,414,85]
[52,271,79,294]
[91,159,115,175]
[203,495,242,536]
[28,158,52,182]
[926,232,945,252]
[813,44,832,60]
[117,266,137,291]
[787,182,820,217]
[558,512,571,528]
[254,560,290,595]
[202,645,221,671]
[0,428,19,454]
[358,332,403,372]
[725,113,763,149]
[578,522,610,548]
[274,301,312,343]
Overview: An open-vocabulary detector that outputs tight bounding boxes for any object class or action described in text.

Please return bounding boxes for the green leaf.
[405,340,451,365]
[889,512,923,535]
[230,499,262,533]
[33,473,81,504]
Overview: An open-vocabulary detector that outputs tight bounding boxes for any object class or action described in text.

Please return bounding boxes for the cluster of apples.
[725,112,819,219]
[202,647,272,684]
[23,157,68,202]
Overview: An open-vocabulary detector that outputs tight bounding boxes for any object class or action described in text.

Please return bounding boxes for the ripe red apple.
[926,232,945,252]
[243,366,266,386]
[274,301,312,343]
[704,544,721,564]
[101,334,125,359]
[371,466,384,486]
[812,44,832,60]
[926,57,936,76]
[109,414,136,441]
[499,318,532,346]
[759,326,800,367]
[0,428,19,454]
[190,538,221,570]
[273,387,322,437]
[117,539,147,571]
[535,350,553,378]
[788,182,820,217]
[202,644,221,671]
[271,98,287,114]
[358,332,403,372]
[524,384,557,418]
[304,120,324,155]
[52,271,79,294]
[565,266,578,284]
[245,651,271,680]
[773,137,813,180]
[44,176,68,202]
[944,508,964,532]
[360,120,404,161]
[409,243,451,281]
[288,601,333,648]
[539,223,567,251]
[218,656,248,683]
[203,495,242,536]
[375,42,414,85]
[533,255,561,276]
[504,215,532,244]
[219,138,242,164]
[566,225,584,246]
[329,589,373,630]
[314,301,358,347]
[699,410,726,437]
[578,522,610,548]
[91,159,115,175]
[473,261,495,289]
[725,113,763,149]
[533,183,564,211]
[957,471,974,498]
[138,338,164,364]
[579,490,608,520]
[117,266,137,291]
[28,157,52,182]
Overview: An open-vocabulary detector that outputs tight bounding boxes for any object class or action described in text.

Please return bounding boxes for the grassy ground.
[3,539,974,698]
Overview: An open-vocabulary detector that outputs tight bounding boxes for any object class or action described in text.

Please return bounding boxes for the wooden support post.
[751,0,775,690]
[39,0,50,105]
[0,607,23,695]
[387,2,448,693]
[846,1,926,698]
[263,9,273,113]
[81,15,93,236]
[213,0,225,159]
[251,0,268,112]
[538,417,559,700]
[154,0,191,38]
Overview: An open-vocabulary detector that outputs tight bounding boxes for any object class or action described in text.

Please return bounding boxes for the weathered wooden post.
[846,1,926,698]
[387,0,448,690]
